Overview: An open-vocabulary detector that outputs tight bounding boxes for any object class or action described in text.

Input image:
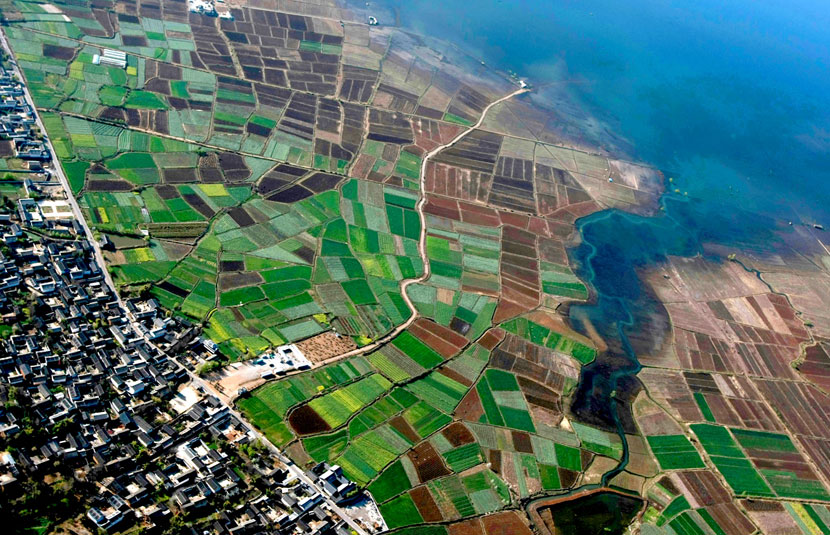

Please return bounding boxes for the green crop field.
[407,371,467,414]
[485,369,520,391]
[501,317,597,364]
[392,331,444,368]
[647,435,706,470]
[125,90,168,109]
[691,424,774,497]
[693,392,716,422]
[472,370,537,433]
[379,493,423,530]
[219,286,265,307]
[657,496,690,526]
[306,374,392,429]
[403,400,452,438]
[443,443,484,472]
[729,428,829,500]
[236,396,293,446]
[342,279,376,305]
[303,429,348,463]
[554,443,583,471]
[240,358,372,442]
[368,459,413,502]
[730,428,798,453]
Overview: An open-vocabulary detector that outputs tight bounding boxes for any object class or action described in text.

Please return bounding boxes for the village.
[0,60,379,535]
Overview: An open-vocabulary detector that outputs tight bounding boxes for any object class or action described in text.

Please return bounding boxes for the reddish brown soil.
[478,328,506,350]
[489,449,502,473]
[673,471,756,534]
[580,450,593,470]
[511,430,533,453]
[438,367,473,387]
[287,404,331,435]
[410,486,443,522]
[448,519,484,535]
[455,388,484,422]
[424,195,462,220]
[409,318,468,357]
[461,210,501,227]
[518,376,561,412]
[498,211,529,229]
[408,442,450,483]
[740,499,783,512]
[558,467,579,488]
[481,511,534,535]
[493,300,529,323]
[442,422,475,447]
[390,415,420,444]
[459,201,501,227]
[499,225,540,319]
[800,340,830,390]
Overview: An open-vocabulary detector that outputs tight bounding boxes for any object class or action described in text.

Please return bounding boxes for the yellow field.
[199,184,229,197]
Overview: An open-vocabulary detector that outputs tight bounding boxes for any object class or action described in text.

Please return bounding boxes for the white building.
[93,49,127,69]
[255,343,311,376]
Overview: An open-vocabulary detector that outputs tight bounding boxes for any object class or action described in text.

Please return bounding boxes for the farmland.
[0,0,613,371]
[6,0,830,533]
[240,318,607,527]
[646,435,705,470]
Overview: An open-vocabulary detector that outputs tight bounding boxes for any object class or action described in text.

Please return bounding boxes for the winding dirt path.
[312,86,529,366]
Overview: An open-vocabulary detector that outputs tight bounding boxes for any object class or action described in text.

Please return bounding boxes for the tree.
[6,385,19,406]
[51,417,75,436]
[165,514,190,535]
[197,360,222,376]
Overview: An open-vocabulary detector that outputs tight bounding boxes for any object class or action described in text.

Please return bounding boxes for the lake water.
[354,0,830,498]
[365,0,830,224]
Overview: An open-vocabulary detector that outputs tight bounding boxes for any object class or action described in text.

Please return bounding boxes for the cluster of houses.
[0,66,368,534]
[0,203,365,534]
[0,66,49,163]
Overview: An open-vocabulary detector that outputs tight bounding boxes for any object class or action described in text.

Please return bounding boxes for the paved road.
[0,27,370,535]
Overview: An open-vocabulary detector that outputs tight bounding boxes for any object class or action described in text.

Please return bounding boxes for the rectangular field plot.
[368,459,417,503]
[731,428,830,501]
[334,424,415,485]
[406,371,469,415]
[391,331,445,369]
[304,374,392,429]
[501,316,597,364]
[236,396,294,446]
[378,493,423,530]
[475,371,536,433]
[691,424,774,497]
[403,400,453,439]
[647,435,706,470]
